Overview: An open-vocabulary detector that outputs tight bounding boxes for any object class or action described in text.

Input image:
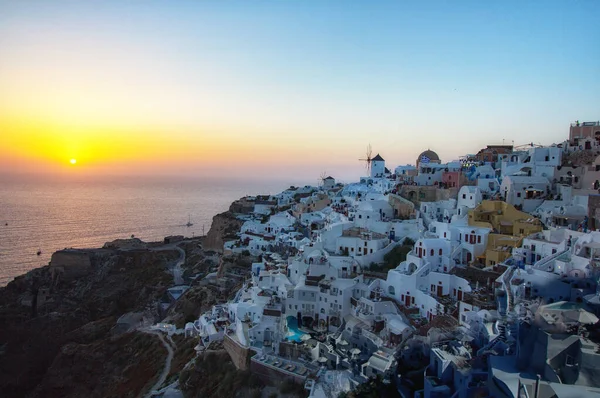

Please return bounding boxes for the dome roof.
[416,149,440,166]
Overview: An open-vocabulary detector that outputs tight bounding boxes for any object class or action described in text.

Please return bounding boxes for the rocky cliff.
[0,199,254,398]
[0,246,177,397]
[203,211,244,252]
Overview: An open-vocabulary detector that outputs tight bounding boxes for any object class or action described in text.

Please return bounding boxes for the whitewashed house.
[336,229,390,258]
[500,175,550,212]
[355,200,394,227]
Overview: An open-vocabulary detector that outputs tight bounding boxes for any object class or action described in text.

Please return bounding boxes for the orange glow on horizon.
[0,115,363,179]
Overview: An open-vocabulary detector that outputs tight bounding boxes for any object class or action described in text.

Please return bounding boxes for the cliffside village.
[180,122,600,397]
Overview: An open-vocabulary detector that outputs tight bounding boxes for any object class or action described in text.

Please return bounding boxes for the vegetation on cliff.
[0,248,177,397]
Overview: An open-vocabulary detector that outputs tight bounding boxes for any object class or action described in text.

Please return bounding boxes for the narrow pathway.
[172,246,185,285]
[144,330,175,398]
[150,244,185,285]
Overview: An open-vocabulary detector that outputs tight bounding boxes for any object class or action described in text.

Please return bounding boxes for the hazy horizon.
[1,1,599,180]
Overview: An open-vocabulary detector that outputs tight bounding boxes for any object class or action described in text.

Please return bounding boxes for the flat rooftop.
[251,354,312,378]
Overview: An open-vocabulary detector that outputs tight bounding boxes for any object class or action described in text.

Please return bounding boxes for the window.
[430,249,434,256]
[566,355,575,366]
[519,229,524,234]
[477,236,481,244]
[444,232,447,238]
[517,192,521,198]
[439,249,443,255]
[462,194,466,199]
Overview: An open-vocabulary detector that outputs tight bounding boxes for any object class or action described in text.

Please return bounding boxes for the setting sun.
[70,158,77,165]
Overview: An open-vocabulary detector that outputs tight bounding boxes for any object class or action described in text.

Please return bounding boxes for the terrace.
[341,227,387,240]
[571,121,600,127]
[528,232,563,245]
[251,354,313,378]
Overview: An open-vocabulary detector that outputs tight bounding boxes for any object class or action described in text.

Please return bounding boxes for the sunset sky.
[1,1,599,181]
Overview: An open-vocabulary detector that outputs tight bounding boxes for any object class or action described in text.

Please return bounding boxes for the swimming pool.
[545,301,584,310]
[286,316,308,343]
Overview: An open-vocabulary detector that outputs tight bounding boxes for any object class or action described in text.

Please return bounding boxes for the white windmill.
[359,144,373,175]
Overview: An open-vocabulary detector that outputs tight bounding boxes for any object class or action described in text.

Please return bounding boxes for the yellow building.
[469,200,542,267]
[293,193,331,218]
[483,234,523,267]
[468,200,542,237]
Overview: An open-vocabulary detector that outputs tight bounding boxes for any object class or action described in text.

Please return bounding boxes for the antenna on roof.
[359,144,373,174]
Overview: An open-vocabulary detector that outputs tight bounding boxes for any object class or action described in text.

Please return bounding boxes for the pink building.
[442,171,464,188]
[569,121,600,145]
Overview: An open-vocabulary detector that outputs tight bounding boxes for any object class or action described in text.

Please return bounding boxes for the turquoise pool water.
[286,316,308,342]
[545,301,584,310]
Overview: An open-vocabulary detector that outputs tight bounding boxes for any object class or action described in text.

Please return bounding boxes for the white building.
[371,154,386,178]
[355,200,394,227]
[500,175,550,212]
[336,229,390,258]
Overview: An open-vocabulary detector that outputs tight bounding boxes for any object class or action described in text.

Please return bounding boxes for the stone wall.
[223,334,250,370]
[399,185,459,206]
[589,194,600,231]
[229,198,255,214]
[50,250,92,280]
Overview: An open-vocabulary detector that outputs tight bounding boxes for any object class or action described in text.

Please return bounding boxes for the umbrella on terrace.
[318,357,328,363]
[350,348,361,356]
[338,339,349,346]
[300,334,311,342]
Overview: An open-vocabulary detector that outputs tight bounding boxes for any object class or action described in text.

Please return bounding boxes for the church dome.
[416,149,440,166]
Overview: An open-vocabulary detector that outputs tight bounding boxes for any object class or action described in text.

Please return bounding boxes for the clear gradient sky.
[1,1,599,181]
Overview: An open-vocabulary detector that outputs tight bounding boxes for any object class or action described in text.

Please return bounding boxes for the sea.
[0,175,302,287]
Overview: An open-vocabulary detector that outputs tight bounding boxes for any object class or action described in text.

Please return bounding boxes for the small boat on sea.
[186,215,193,227]
[37,249,42,256]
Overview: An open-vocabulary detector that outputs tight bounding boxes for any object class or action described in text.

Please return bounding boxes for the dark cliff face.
[0,248,177,398]
[204,211,244,252]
